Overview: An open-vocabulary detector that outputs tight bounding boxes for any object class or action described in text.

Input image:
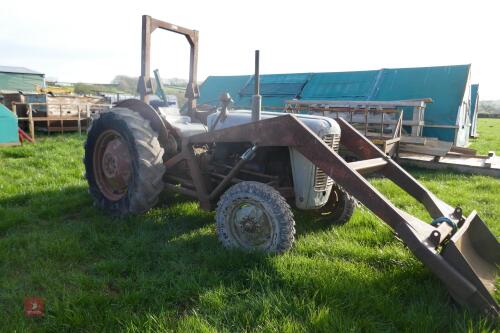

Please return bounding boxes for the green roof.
[300,70,380,100]
[198,75,250,107]
[0,66,43,75]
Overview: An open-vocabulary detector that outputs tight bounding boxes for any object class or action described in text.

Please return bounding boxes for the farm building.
[0,66,45,93]
[198,65,473,147]
[469,84,479,137]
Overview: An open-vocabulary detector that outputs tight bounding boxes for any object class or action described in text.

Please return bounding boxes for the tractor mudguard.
[186,114,500,317]
[115,99,176,152]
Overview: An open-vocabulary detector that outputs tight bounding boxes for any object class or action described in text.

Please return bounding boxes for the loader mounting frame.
[162,114,499,317]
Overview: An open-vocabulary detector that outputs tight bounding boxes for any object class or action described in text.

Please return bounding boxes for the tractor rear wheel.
[216,181,295,254]
[84,108,165,215]
[315,185,356,225]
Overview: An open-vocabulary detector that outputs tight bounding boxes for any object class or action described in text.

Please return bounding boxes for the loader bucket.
[187,114,500,316]
[440,212,500,316]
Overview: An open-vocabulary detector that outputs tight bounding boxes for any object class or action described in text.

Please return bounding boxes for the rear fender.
[115,99,178,151]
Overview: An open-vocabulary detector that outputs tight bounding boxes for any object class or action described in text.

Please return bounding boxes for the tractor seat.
[158,107,208,138]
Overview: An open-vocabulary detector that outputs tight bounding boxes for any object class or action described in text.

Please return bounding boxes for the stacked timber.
[398,140,500,177]
[44,95,105,116]
[398,135,500,176]
[284,99,418,157]
[31,95,109,133]
[399,137,452,157]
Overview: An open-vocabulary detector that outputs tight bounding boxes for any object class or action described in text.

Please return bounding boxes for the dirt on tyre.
[216,181,295,254]
[315,185,356,225]
[84,107,165,215]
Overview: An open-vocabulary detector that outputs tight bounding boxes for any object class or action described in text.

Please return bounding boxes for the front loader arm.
[336,118,453,219]
[188,114,499,317]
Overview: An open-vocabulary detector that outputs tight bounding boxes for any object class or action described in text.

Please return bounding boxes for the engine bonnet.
[207,110,340,138]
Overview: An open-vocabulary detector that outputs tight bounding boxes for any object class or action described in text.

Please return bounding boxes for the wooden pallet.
[13,102,111,142]
[284,99,410,156]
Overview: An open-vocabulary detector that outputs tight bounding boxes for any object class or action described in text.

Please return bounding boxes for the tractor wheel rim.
[93,130,132,201]
[229,200,274,249]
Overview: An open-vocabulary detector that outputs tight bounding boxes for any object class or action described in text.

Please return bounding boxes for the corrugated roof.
[240,73,310,97]
[0,66,44,75]
[301,70,380,100]
[198,64,472,143]
[200,66,470,113]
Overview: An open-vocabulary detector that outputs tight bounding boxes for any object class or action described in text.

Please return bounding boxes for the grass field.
[0,119,499,332]
[470,118,500,154]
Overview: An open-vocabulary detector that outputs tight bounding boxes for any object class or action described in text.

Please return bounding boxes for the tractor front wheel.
[84,108,165,215]
[216,181,295,254]
[315,185,356,225]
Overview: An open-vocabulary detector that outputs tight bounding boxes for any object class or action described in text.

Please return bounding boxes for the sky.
[1,0,499,99]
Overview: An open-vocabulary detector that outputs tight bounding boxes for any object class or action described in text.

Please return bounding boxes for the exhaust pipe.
[252,50,261,122]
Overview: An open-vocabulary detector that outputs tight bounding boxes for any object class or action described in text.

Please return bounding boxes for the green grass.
[469,118,500,155]
[0,120,499,332]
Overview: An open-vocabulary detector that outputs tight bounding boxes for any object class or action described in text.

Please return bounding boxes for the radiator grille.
[313,134,340,192]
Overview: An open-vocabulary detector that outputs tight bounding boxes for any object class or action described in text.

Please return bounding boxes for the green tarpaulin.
[198,64,472,145]
[0,104,19,145]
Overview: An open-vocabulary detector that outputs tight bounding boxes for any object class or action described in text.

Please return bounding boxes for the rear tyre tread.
[84,107,165,215]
